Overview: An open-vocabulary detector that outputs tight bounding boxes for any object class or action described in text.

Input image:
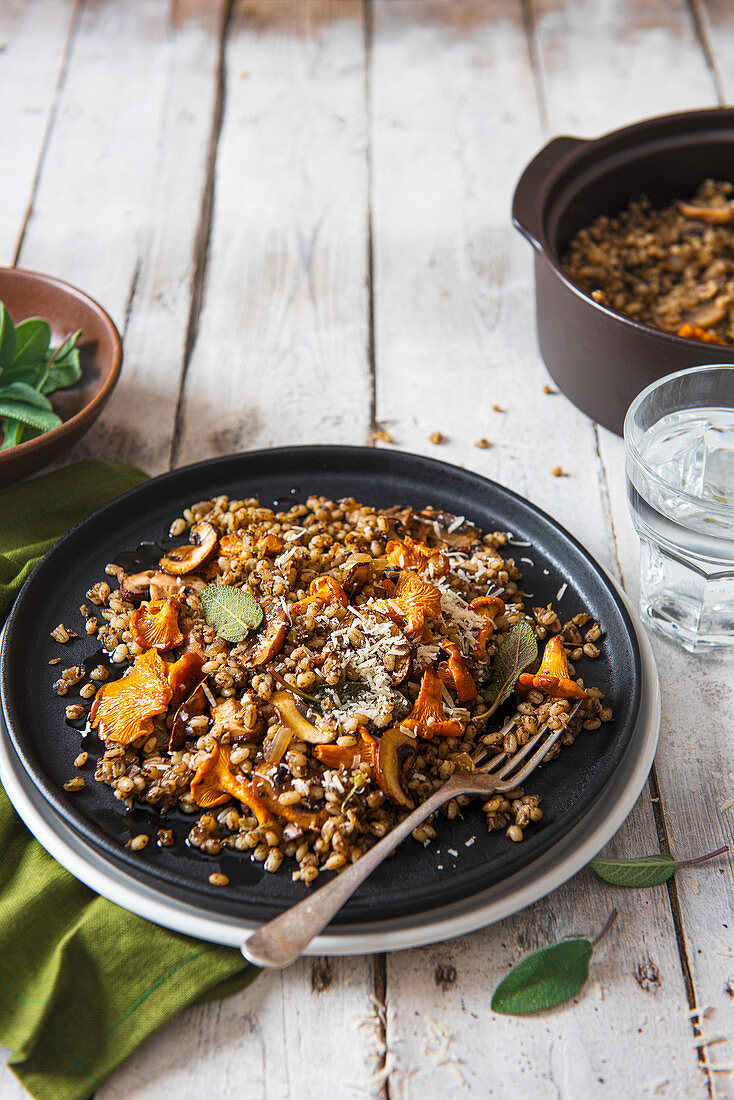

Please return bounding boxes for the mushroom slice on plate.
[159,521,218,575]
[374,727,417,809]
[270,689,336,745]
[169,680,208,750]
[119,569,205,602]
[241,599,289,667]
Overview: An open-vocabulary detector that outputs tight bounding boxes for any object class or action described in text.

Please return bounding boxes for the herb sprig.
[491,911,618,1015]
[589,845,729,888]
[200,583,264,643]
[483,621,538,717]
[0,303,82,450]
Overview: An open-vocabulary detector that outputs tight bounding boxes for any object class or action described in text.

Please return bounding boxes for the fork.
[241,703,582,967]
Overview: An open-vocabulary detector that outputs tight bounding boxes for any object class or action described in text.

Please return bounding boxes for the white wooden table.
[2,1,734,1096]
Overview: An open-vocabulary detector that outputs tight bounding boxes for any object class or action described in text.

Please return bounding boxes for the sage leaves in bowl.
[0,303,82,451]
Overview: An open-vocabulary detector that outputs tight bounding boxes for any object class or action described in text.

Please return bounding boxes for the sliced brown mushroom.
[210,697,264,743]
[270,689,336,745]
[169,680,207,750]
[681,298,728,330]
[416,508,483,551]
[342,555,373,596]
[159,521,218,575]
[251,768,326,830]
[676,198,734,224]
[375,727,417,809]
[378,506,482,551]
[149,572,205,599]
[119,570,205,602]
[119,570,156,602]
[241,600,289,668]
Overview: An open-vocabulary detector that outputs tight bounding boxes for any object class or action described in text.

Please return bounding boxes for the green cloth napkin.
[0,461,257,1100]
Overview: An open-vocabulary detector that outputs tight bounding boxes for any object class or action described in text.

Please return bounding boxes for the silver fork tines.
[475,700,584,788]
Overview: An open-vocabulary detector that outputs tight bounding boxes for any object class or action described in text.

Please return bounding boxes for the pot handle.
[512,135,587,250]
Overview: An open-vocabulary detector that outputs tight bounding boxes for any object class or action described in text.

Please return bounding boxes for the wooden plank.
[97,956,382,1100]
[0,0,79,264]
[534,0,734,1091]
[97,6,384,1099]
[16,0,227,473]
[370,1,706,1095]
[172,0,373,466]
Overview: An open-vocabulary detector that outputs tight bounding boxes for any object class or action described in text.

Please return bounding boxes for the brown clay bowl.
[512,107,734,435]
[0,268,122,487]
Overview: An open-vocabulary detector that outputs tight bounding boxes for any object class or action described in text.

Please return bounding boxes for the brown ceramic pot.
[512,107,734,435]
[0,268,122,487]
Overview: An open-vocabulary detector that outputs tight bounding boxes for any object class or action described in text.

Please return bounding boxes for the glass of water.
[624,364,734,652]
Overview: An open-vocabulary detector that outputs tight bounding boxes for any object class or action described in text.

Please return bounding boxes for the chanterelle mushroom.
[400,668,465,739]
[516,634,588,701]
[384,570,442,638]
[159,521,218,575]
[438,642,477,702]
[129,597,184,653]
[469,596,505,657]
[314,728,377,770]
[89,649,172,745]
[190,742,270,824]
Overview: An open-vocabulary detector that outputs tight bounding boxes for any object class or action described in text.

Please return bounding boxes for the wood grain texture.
[533,0,734,1093]
[97,956,382,1100]
[16,0,228,473]
[0,0,79,264]
[370,1,707,1095]
[172,0,373,466]
[2,1,734,1098]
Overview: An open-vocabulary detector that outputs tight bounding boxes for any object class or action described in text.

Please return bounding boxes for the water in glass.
[627,404,734,651]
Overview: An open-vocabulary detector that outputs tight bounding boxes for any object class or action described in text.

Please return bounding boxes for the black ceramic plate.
[1,447,641,924]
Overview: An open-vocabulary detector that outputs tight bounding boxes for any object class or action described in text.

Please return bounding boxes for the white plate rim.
[0,582,660,955]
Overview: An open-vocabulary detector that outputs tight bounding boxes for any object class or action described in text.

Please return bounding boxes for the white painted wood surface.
[2,1,734,1097]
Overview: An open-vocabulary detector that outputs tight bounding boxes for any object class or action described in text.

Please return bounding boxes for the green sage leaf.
[48,328,82,364]
[0,364,43,388]
[40,349,82,394]
[590,845,729,888]
[200,584,264,643]
[483,621,538,717]
[0,305,16,373]
[590,853,677,887]
[491,938,592,1015]
[0,383,62,432]
[0,418,25,450]
[13,318,50,366]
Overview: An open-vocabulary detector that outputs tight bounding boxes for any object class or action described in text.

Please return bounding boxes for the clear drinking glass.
[624,364,734,652]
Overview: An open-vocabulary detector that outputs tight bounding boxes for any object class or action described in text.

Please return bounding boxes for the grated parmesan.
[422,1015,466,1087]
[447,515,466,533]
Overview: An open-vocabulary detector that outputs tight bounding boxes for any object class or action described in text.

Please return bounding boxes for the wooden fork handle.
[240,772,478,968]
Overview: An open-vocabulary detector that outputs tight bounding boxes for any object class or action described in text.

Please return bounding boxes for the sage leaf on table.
[483,621,538,717]
[0,303,82,449]
[491,938,593,1015]
[200,584,264,643]
[491,911,617,1016]
[590,845,729,888]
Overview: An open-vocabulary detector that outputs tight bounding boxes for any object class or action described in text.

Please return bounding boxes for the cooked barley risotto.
[53,495,612,886]
[563,179,734,345]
